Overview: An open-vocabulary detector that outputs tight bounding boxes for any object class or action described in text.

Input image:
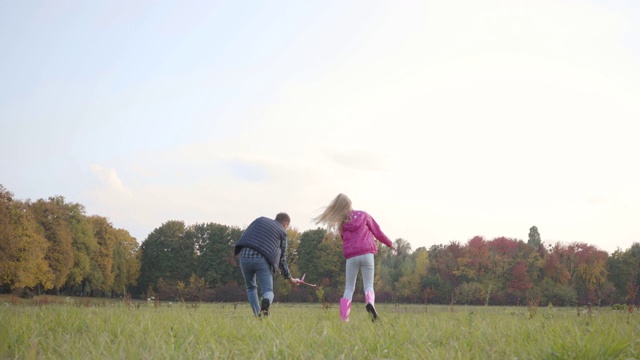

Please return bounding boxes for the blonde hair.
[313,193,353,232]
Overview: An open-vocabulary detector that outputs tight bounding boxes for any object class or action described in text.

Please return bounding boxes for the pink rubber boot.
[339,298,351,322]
[365,291,378,321]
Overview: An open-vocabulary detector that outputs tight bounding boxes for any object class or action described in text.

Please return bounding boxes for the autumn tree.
[464,236,499,304]
[396,247,428,303]
[543,249,571,285]
[314,232,344,300]
[545,242,607,304]
[111,228,140,295]
[88,216,117,295]
[31,197,74,294]
[487,237,522,292]
[467,236,490,277]
[275,227,302,299]
[373,240,397,300]
[508,261,533,302]
[0,185,53,292]
[63,202,97,295]
[379,238,413,295]
[423,244,457,303]
[284,227,301,275]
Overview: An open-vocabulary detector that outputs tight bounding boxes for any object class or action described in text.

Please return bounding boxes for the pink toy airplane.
[296,274,316,287]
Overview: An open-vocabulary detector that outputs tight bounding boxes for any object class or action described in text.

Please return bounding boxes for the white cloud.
[89,165,132,200]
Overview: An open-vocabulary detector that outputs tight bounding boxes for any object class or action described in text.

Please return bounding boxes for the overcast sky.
[2,0,639,254]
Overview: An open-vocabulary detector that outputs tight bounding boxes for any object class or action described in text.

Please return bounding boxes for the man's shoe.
[260,298,270,317]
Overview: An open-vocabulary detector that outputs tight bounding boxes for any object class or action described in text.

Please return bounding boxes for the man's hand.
[289,277,300,286]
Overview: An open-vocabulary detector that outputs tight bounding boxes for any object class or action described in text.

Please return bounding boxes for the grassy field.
[1,295,639,359]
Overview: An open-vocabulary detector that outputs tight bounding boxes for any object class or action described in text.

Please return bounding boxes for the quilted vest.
[234,217,286,272]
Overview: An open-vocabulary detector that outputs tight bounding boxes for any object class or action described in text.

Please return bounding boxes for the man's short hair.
[275,212,290,225]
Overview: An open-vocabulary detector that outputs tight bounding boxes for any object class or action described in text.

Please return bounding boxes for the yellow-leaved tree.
[0,185,53,291]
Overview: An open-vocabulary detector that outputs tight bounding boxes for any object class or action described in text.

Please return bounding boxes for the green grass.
[1,297,639,359]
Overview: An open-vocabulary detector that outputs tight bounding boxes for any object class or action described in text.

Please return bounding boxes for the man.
[234,212,299,317]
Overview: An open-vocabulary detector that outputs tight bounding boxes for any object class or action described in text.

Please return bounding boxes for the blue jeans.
[343,253,375,301]
[239,256,274,316]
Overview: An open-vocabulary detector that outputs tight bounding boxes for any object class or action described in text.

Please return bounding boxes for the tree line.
[2,184,639,307]
[0,185,139,297]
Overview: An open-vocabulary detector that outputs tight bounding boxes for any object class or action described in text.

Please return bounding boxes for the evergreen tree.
[528,226,542,248]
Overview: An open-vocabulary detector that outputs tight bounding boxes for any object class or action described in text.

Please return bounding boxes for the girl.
[313,193,395,322]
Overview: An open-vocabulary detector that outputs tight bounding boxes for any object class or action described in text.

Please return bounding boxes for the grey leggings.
[343,253,375,301]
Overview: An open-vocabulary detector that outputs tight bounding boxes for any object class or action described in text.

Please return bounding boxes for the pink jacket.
[340,210,393,259]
